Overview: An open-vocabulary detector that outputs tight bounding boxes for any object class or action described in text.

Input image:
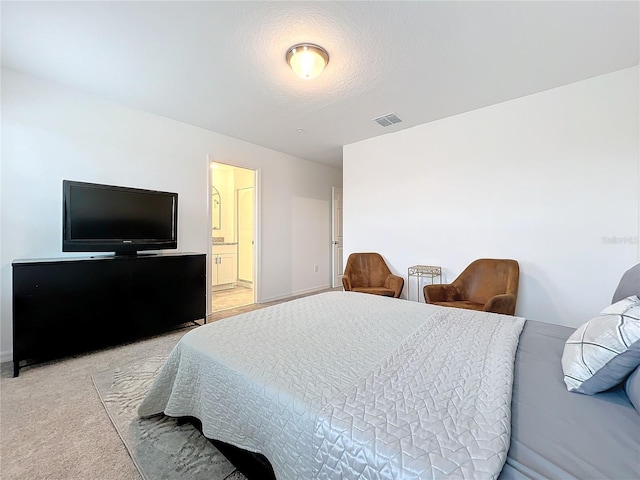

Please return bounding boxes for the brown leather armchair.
[342,253,404,298]
[424,258,519,315]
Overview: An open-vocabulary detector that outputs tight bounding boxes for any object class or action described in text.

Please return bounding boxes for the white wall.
[0,69,342,360]
[344,66,639,327]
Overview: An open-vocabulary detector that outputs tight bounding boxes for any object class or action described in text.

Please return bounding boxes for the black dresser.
[12,252,206,376]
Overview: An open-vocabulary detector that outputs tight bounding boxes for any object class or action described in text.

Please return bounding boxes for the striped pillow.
[562,295,640,394]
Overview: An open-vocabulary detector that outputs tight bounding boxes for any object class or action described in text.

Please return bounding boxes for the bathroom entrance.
[210,161,256,312]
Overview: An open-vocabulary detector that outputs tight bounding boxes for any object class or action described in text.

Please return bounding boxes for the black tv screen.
[63,180,178,255]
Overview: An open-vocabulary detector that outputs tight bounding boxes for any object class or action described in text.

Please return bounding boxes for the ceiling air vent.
[373,113,403,127]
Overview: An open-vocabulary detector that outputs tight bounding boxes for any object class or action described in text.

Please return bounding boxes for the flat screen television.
[63,180,178,255]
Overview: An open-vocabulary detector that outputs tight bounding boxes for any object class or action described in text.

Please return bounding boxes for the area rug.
[92,355,246,480]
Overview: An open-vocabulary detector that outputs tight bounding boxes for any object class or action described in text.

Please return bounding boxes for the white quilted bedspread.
[138,291,525,480]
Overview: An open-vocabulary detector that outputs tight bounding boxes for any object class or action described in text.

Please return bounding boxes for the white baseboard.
[212,282,236,292]
[260,284,332,304]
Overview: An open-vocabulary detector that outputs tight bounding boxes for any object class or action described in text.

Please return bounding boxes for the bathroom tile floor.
[211,286,254,312]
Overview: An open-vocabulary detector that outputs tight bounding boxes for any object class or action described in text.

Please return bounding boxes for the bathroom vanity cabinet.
[212,243,237,288]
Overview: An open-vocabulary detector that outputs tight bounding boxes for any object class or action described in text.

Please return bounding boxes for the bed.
[138,291,640,479]
[502,320,639,479]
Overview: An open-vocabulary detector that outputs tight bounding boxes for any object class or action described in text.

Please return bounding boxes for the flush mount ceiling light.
[286,43,329,80]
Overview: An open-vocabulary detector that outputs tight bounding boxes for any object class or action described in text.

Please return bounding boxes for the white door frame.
[207,156,260,317]
[331,186,344,288]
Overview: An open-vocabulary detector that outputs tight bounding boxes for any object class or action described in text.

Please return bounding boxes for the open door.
[237,186,254,285]
[331,186,344,288]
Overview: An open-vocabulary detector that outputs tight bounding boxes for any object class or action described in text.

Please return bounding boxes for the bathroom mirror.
[212,186,221,230]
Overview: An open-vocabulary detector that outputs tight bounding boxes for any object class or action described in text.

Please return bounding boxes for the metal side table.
[407,265,442,302]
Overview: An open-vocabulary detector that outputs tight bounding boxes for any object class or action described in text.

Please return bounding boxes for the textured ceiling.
[2,1,638,168]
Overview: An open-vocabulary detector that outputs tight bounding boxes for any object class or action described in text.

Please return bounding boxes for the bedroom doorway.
[210,161,257,313]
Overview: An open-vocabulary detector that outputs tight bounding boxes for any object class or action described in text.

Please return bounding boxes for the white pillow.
[562,295,640,394]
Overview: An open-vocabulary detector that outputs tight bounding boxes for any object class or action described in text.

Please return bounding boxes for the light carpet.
[92,354,247,480]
